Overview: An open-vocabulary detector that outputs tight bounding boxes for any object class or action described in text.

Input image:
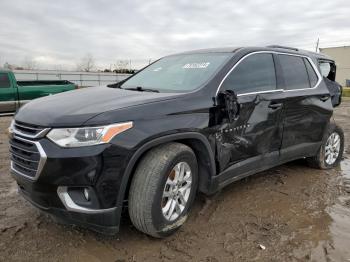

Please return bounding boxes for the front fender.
[115,132,217,209]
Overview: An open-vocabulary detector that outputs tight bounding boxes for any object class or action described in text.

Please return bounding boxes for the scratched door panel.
[215,91,284,171]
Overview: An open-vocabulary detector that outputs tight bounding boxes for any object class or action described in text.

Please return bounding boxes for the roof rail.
[266,45,299,51]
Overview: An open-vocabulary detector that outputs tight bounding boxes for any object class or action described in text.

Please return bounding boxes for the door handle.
[268,102,283,109]
[320,95,330,102]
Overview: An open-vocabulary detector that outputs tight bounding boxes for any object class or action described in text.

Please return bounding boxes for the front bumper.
[19,186,120,234]
[10,125,131,234]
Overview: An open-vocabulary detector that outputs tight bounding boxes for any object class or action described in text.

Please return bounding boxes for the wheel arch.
[116,132,217,208]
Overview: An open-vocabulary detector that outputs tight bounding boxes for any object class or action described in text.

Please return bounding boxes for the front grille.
[9,121,48,179]
[12,121,49,139]
[10,137,40,179]
[9,135,46,180]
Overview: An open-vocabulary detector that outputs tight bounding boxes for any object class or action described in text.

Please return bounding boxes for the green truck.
[0,70,76,115]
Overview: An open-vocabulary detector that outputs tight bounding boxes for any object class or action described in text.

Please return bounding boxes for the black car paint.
[15,86,184,127]
[11,47,335,234]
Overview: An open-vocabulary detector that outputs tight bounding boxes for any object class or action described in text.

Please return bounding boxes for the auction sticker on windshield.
[182,62,210,69]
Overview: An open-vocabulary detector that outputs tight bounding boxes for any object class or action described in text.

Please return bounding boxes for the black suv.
[9,46,344,238]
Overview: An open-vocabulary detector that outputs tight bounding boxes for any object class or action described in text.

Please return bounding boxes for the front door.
[0,73,16,113]
[215,52,284,183]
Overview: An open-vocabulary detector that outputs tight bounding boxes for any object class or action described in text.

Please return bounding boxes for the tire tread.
[307,124,344,169]
[128,142,195,237]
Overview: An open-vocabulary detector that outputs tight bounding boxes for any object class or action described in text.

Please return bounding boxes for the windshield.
[121,53,232,92]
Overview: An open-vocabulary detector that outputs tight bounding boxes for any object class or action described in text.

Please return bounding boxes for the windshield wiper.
[124,86,159,93]
[107,82,123,88]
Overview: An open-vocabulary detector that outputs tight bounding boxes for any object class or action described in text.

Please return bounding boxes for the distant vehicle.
[9,46,344,238]
[0,70,76,115]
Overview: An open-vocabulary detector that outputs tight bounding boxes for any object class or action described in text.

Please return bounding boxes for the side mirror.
[217,90,240,122]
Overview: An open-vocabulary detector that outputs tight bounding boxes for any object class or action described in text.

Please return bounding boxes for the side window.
[279,55,310,90]
[304,58,319,87]
[319,62,331,78]
[221,53,276,94]
[319,61,336,81]
[0,73,11,88]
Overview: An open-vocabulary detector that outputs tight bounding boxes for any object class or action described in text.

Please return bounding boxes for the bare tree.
[22,57,37,70]
[114,60,130,71]
[3,62,12,70]
[77,53,95,72]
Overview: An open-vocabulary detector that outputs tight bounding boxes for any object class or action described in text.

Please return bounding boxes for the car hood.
[15,86,182,127]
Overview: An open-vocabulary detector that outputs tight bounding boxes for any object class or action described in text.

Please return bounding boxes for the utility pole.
[315,38,320,52]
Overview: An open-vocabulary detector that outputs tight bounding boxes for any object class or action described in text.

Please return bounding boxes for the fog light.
[83,188,90,201]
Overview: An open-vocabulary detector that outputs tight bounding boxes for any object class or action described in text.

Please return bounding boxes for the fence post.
[80,74,83,87]
[98,74,101,86]
[36,73,39,80]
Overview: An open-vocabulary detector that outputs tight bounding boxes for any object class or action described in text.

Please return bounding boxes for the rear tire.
[128,142,198,238]
[307,124,344,169]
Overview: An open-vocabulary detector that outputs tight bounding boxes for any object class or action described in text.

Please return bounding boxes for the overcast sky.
[1,0,350,70]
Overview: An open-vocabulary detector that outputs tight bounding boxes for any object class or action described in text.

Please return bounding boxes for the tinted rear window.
[221,53,277,94]
[279,55,310,90]
[0,73,11,88]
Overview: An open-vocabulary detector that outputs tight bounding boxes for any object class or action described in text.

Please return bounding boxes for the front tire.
[307,124,344,169]
[128,143,198,238]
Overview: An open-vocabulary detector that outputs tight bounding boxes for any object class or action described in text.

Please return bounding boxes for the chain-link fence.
[13,70,131,87]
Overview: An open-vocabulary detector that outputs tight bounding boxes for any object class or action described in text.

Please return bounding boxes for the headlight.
[47,122,133,147]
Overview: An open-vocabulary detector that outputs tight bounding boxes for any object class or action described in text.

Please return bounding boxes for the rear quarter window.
[319,62,331,77]
[279,55,310,90]
[0,73,11,88]
[319,60,336,81]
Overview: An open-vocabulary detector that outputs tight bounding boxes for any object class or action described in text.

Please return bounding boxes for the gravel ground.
[0,100,349,262]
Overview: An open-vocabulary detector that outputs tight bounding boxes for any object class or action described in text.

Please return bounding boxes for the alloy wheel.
[161,162,192,221]
[325,132,341,165]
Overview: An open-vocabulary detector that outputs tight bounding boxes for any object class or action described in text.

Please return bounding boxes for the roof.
[171,47,242,55]
[169,45,334,61]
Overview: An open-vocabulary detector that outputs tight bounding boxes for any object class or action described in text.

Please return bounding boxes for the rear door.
[0,72,16,113]
[277,54,333,161]
[215,52,285,179]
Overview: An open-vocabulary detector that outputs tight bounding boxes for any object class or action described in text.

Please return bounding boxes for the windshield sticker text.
[182,62,210,69]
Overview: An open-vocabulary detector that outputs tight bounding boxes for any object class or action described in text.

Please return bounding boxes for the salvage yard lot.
[0,100,350,262]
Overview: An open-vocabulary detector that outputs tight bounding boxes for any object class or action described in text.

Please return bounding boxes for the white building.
[320,46,350,86]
